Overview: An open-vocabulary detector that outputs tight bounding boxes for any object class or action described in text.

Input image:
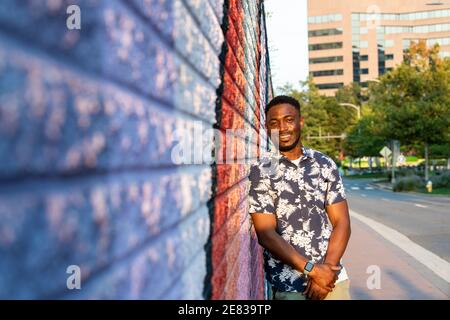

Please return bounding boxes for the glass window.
[309,42,343,51]
[309,13,343,24]
[360,41,368,48]
[360,68,369,74]
[316,83,344,90]
[385,54,394,60]
[360,27,368,34]
[360,55,369,61]
[385,40,394,48]
[309,28,343,37]
[311,69,344,77]
[309,56,344,64]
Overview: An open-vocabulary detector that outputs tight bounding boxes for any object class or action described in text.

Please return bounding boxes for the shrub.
[430,171,450,188]
[393,175,424,192]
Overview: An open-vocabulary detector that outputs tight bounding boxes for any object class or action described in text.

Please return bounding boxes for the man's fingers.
[310,289,319,300]
[307,288,313,299]
[330,265,342,271]
[304,279,312,295]
[308,282,331,300]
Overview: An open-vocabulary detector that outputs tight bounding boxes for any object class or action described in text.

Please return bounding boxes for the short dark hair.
[265,95,301,115]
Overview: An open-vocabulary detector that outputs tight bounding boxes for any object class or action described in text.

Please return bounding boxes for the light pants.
[271,280,351,300]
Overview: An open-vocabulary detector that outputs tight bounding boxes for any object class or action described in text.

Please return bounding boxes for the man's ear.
[299,116,305,129]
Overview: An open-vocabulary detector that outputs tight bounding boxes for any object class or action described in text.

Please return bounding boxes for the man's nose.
[280,121,289,132]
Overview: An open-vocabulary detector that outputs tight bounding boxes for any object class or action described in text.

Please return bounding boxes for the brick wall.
[0,0,272,299]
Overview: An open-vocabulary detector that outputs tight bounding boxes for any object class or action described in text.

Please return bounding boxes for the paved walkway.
[343,216,450,299]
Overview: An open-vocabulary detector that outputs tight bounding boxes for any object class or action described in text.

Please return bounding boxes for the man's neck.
[280,142,303,160]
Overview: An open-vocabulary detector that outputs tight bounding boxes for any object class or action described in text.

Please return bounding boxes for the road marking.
[350,210,450,283]
[381,198,390,202]
[351,187,360,190]
[361,194,367,197]
[414,203,428,208]
[364,187,374,190]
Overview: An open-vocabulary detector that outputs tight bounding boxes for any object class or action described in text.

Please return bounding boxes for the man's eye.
[286,118,293,122]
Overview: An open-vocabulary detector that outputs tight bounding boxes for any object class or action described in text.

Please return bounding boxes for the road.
[341,178,450,299]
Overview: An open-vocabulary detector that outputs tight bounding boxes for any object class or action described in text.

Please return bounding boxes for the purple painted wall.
[0,0,272,299]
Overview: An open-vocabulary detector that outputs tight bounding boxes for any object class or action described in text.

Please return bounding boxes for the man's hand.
[303,279,329,300]
[308,263,341,291]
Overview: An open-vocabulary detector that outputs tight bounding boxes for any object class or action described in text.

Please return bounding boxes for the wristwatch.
[303,260,315,276]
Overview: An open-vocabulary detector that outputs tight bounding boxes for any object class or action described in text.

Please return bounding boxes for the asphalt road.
[344,178,450,262]
[342,178,450,298]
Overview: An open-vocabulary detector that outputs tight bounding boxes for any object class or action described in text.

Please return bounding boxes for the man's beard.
[278,134,301,152]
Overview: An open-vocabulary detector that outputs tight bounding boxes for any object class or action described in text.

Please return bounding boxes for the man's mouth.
[279,133,292,141]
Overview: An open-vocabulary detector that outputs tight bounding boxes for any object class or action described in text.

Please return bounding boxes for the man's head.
[265,95,304,152]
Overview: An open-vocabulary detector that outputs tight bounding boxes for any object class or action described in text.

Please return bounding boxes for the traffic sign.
[379,146,392,158]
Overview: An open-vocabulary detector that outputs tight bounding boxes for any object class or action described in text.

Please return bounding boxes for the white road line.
[364,187,374,190]
[414,203,428,208]
[351,187,360,190]
[350,210,450,283]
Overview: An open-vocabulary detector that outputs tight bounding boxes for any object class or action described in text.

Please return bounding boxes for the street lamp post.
[339,103,361,120]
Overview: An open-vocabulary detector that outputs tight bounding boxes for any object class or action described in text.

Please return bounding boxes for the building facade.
[307,0,450,96]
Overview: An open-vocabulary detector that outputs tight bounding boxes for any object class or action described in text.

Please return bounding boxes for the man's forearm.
[258,231,309,273]
[324,222,351,266]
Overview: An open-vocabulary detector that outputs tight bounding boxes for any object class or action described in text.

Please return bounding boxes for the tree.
[369,41,450,180]
[343,114,386,170]
[284,79,356,161]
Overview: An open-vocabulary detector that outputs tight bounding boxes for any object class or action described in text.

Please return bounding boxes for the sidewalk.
[343,216,450,299]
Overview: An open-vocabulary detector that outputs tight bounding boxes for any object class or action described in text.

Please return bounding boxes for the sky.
[264,0,309,93]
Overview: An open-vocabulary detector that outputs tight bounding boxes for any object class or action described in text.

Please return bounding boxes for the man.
[248,95,351,300]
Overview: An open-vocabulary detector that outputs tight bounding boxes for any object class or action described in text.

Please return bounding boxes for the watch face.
[305,262,314,272]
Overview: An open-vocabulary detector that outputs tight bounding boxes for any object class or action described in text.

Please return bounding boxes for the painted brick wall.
[0,0,272,299]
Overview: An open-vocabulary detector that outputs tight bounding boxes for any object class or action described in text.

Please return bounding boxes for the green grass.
[342,157,426,169]
[417,187,450,196]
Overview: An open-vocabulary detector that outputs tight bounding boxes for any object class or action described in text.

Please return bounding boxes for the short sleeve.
[324,160,347,206]
[248,164,276,214]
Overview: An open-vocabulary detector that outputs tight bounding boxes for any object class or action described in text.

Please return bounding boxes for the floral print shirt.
[248,146,347,292]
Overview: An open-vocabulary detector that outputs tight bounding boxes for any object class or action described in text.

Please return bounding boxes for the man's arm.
[251,213,340,291]
[304,200,351,300]
[323,199,351,266]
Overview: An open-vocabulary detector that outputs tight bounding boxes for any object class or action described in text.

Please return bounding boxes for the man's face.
[266,103,304,152]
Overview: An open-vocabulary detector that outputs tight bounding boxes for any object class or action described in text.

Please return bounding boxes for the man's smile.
[279,133,292,141]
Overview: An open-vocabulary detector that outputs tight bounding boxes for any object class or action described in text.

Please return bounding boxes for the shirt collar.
[267,145,315,164]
